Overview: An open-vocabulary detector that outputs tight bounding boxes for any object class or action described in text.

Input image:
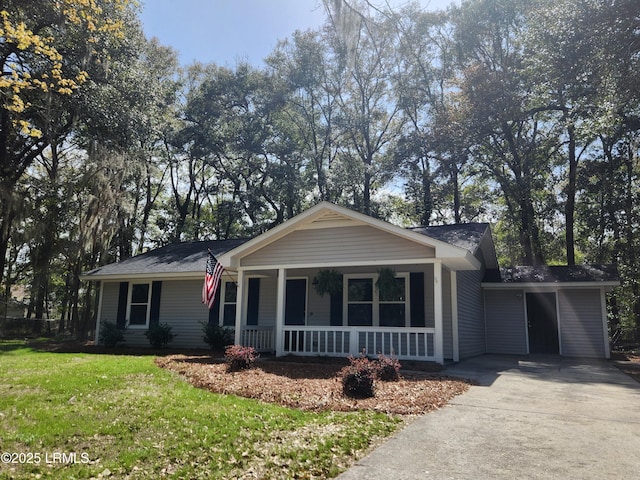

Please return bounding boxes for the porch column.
[601,288,611,359]
[234,269,245,345]
[451,271,459,362]
[274,268,286,356]
[434,260,444,364]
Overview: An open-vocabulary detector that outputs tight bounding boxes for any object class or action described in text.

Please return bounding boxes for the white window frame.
[343,272,410,327]
[127,281,152,329]
[379,272,410,327]
[220,281,237,327]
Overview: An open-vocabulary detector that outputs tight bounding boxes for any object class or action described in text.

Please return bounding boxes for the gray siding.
[457,270,485,359]
[257,276,277,327]
[558,289,606,357]
[99,282,120,326]
[156,280,208,348]
[442,268,453,360]
[99,280,210,348]
[484,289,527,354]
[241,225,435,267]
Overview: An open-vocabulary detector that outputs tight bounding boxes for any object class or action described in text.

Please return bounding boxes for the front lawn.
[0,341,400,479]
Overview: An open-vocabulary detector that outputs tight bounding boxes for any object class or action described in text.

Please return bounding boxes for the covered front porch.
[215,202,481,364]
[224,262,451,363]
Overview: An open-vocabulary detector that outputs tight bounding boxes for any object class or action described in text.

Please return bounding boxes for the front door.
[526,293,559,354]
[285,278,307,325]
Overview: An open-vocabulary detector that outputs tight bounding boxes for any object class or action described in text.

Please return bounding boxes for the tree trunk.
[565,124,577,265]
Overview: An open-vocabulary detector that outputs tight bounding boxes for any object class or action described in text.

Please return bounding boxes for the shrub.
[99,321,124,348]
[376,354,401,381]
[340,355,376,398]
[145,323,175,348]
[225,345,259,371]
[202,322,234,351]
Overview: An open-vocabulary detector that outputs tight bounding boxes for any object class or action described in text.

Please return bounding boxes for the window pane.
[379,277,405,302]
[224,282,237,303]
[223,304,236,326]
[348,278,372,302]
[131,284,149,304]
[348,304,372,326]
[129,305,148,325]
[380,304,406,327]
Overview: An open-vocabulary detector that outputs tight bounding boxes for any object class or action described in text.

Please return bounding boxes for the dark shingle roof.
[483,264,619,283]
[82,239,249,278]
[409,223,490,254]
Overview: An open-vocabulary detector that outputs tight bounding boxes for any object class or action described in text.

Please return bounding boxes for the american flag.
[202,250,224,309]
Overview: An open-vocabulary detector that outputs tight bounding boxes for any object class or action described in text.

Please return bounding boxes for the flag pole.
[208,248,237,285]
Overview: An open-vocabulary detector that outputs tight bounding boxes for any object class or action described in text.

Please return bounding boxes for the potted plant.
[312,269,343,297]
[376,267,401,300]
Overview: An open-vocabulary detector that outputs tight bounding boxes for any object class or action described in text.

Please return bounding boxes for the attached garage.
[482,265,619,359]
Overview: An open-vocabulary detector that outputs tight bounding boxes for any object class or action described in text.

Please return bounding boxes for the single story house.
[81,202,619,363]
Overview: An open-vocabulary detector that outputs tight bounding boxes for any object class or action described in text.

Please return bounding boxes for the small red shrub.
[225,345,259,371]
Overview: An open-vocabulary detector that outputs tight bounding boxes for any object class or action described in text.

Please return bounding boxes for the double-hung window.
[344,273,409,327]
[379,276,407,327]
[222,281,237,326]
[128,282,151,328]
[347,277,374,326]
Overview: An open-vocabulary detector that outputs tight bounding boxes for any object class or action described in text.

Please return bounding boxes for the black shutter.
[410,272,425,327]
[116,282,129,329]
[329,275,343,326]
[149,281,162,326]
[247,278,260,325]
[208,287,221,324]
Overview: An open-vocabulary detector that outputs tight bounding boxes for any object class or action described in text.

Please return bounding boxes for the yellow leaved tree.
[0,0,135,288]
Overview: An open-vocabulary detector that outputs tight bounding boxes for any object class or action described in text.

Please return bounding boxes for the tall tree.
[451,0,550,265]
[0,0,134,288]
[325,2,404,215]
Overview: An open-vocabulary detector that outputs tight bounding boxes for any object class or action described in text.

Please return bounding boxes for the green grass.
[0,340,400,479]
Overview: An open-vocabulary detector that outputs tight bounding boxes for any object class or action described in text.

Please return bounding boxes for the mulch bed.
[155,354,471,415]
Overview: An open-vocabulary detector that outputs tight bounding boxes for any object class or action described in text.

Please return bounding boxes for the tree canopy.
[1,0,639,338]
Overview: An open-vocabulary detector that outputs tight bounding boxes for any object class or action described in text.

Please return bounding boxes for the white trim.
[275,268,286,356]
[433,260,443,364]
[237,258,442,271]
[344,274,376,326]
[522,290,530,354]
[80,271,204,282]
[555,292,563,355]
[601,288,611,359]
[482,281,619,289]
[234,270,245,345]
[219,280,237,327]
[95,281,105,344]
[126,281,152,329]
[451,271,459,362]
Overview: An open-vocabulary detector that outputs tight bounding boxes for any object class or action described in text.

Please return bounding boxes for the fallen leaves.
[155,355,471,415]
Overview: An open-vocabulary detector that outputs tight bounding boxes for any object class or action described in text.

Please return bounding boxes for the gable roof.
[482,264,619,286]
[81,203,500,281]
[219,202,483,270]
[80,239,248,280]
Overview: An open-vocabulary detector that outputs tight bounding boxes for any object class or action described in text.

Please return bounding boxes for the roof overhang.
[481,281,620,289]
[78,271,204,282]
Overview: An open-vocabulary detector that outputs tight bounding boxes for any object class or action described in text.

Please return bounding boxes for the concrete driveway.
[338,355,640,480]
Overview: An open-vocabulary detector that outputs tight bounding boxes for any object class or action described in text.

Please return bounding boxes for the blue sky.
[138,0,457,67]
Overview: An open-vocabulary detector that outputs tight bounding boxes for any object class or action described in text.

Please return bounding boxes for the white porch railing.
[240,326,275,352]
[281,326,436,361]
